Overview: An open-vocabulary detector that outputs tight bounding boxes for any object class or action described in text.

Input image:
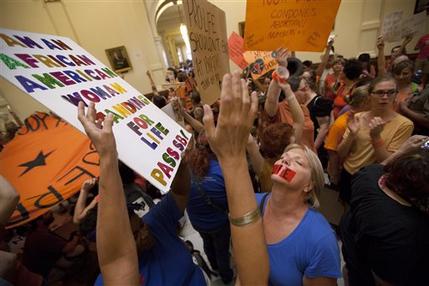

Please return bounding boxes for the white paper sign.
[0,28,191,193]
[401,12,427,38]
[382,11,403,42]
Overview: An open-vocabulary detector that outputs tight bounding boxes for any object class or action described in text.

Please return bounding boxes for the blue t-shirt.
[95,193,206,286]
[187,159,229,231]
[256,193,341,286]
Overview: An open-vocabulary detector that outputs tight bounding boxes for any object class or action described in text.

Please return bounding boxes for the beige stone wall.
[1,0,428,119]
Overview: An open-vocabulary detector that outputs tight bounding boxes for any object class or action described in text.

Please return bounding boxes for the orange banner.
[0,113,99,228]
[244,0,341,52]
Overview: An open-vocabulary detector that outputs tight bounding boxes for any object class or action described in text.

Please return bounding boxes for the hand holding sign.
[203,71,258,161]
[376,35,385,51]
[78,102,116,158]
[272,48,290,84]
[274,48,289,67]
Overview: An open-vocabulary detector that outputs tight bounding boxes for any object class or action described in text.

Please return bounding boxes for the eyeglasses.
[371,89,397,97]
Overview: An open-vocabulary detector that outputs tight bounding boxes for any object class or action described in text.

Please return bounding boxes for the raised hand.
[347,113,361,136]
[77,102,116,157]
[274,48,289,67]
[203,71,258,162]
[396,135,429,155]
[81,177,97,192]
[376,35,385,50]
[369,117,386,139]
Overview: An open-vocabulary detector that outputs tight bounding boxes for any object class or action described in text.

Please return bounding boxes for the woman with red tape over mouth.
[256,143,342,285]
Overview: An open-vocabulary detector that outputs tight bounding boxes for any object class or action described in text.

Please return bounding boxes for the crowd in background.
[0,31,429,286]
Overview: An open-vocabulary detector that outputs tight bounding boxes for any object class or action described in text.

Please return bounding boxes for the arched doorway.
[155,1,191,68]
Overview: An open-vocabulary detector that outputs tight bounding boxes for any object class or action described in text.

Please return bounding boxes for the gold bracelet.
[229,208,261,227]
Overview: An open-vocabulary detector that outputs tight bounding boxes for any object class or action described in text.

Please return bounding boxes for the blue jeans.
[198,223,233,283]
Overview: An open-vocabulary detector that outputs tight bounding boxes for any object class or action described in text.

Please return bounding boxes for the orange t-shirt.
[324,111,351,152]
[332,84,354,119]
[176,85,193,111]
[324,74,341,101]
[275,101,315,150]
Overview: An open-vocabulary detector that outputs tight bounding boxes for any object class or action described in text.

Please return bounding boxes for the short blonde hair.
[284,144,324,208]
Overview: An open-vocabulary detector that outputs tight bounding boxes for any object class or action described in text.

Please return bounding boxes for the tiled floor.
[181,186,346,286]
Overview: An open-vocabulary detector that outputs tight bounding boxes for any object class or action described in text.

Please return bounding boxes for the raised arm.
[170,161,191,214]
[246,134,265,175]
[73,178,97,224]
[399,34,413,55]
[382,135,428,165]
[284,84,304,143]
[0,176,19,226]
[264,78,281,117]
[315,39,334,77]
[182,109,204,133]
[204,71,269,285]
[78,102,139,286]
[376,36,386,77]
[264,48,289,117]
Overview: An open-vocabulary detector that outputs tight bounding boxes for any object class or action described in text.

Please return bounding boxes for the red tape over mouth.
[272,164,296,182]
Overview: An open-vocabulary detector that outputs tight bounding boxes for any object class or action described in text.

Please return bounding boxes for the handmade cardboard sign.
[0,28,191,194]
[228,32,249,69]
[244,0,341,52]
[182,0,230,104]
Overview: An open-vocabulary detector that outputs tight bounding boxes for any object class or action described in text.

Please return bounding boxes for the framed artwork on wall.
[105,45,132,73]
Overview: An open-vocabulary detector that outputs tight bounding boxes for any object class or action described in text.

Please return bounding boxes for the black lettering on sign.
[6,203,30,227]
[57,165,96,185]
[52,113,67,127]
[34,113,49,130]
[82,143,99,166]
[34,185,64,208]
[187,0,216,34]
[17,113,66,135]
[17,115,39,135]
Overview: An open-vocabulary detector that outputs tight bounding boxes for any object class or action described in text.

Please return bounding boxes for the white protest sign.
[0,28,191,193]
[382,11,403,42]
[161,102,185,128]
[401,12,426,37]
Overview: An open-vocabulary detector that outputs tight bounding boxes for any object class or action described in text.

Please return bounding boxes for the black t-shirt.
[340,164,429,286]
[22,225,67,277]
[306,95,332,139]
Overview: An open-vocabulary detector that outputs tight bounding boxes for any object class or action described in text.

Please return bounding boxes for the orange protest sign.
[228,32,249,69]
[244,0,341,52]
[243,50,278,80]
[0,113,99,228]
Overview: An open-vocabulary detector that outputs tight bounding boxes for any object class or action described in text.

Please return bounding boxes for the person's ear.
[303,181,314,193]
